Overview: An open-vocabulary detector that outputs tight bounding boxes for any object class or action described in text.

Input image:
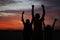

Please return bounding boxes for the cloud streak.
[0,0,43,11]
[0,0,60,30]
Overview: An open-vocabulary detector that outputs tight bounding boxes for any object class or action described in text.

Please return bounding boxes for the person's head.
[35,13,40,19]
[26,19,30,23]
[46,25,51,29]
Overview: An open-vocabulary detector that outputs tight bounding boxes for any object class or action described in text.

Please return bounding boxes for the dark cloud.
[43,0,60,6]
[0,0,14,6]
[0,0,23,6]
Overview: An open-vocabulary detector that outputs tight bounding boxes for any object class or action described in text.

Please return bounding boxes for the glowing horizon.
[0,0,60,30]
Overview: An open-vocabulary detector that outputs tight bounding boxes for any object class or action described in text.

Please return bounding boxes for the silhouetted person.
[32,5,45,40]
[43,18,57,40]
[22,11,33,40]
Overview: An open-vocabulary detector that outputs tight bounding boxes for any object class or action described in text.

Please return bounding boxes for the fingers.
[55,18,57,21]
[41,4,44,8]
[32,5,34,8]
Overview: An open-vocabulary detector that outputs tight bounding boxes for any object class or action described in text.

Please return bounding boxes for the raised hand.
[32,5,34,8]
[41,5,44,8]
[54,18,57,22]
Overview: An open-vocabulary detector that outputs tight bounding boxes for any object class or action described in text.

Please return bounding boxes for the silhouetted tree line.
[21,5,57,40]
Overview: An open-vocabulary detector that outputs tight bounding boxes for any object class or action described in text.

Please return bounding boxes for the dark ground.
[0,30,60,40]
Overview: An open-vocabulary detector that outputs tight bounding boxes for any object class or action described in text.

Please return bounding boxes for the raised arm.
[41,5,45,20]
[22,11,25,24]
[31,5,34,19]
[52,18,57,29]
[31,5,34,24]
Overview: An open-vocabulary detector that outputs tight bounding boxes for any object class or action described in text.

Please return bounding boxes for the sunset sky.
[0,0,60,30]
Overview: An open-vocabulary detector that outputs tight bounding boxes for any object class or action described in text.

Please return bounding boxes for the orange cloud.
[0,9,60,30]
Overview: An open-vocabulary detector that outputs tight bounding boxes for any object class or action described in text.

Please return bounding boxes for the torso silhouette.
[32,18,43,40]
[44,25,53,40]
[45,26,51,31]
[23,22,32,40]
[24,23,32,34]
[44,25,54,33]
[34,18,43,32]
